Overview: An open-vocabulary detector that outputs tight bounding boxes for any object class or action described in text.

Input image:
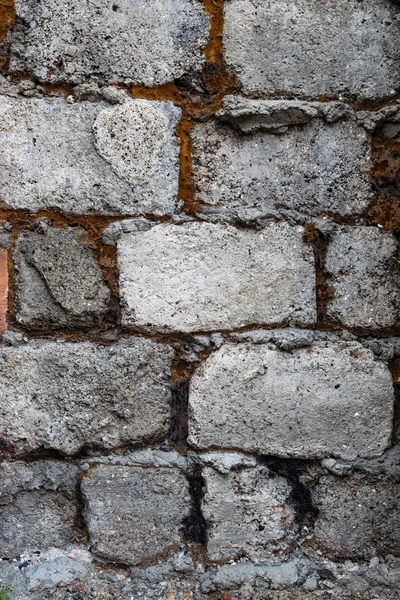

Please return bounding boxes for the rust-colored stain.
[368,138,400,231]
[0,0,15,71]
[0,247,8,336]
[0,0,14,40]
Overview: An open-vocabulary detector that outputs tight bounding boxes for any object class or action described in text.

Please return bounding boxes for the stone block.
[14,225,110,327]
[117,221,316,332]
[310,472,400,559]
[188,342,394,460]
[0,97,180,215]
[325,227,400,329]
[10,0,209,86]
[82,465,191,565]
[192,100,371,222]
[202,465,294,562]
[0,338,172,455]
[0,461,77,558]
[223,0,400,100]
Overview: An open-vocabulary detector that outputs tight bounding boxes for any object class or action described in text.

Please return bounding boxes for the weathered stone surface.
[118,221,316,332]
[10,0,209,86]
[223,0,400,100]
[0,338,172,455]
[0,461,77,558]
[188,342,394,460]
[14,225,110,327]
[202,465,294,562]
[82,465,191,565]
[326,227,400,330]
[310,472,400,559]
[0,97,180,215]
[192,106,371,222]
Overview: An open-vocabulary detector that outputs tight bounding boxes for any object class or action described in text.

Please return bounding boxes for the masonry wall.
[0,1,399,599]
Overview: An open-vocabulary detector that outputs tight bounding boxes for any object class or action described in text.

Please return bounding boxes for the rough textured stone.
[82,465,191,565]
[192,107,371,222]
[310,472,400,559]
[0,461,77,558]
[10,0,209,86]
[118,221,316,332]
[0,97,180,215]
[223,0,400,100]
[0,338,172,455]
[188,342,394,460]
[325,227,400,330]
[202,465,294,562]
[14,225,110,327]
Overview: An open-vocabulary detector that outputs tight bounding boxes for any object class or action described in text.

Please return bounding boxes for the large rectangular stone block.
[310,472,400,559]
[82,465,191,565]
[10,0,209,86]
[0,97,180,215]
[223,0,400,100]
[188,342,394,460]
[0,461,77,558]
[192,99,372,222]
[325,227,400,330]
[202,464,294,562]
[0,338,172,455]
[117,221,316,332]
[14,225,111,327]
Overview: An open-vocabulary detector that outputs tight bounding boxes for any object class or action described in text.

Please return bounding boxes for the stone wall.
[0,1,399,599]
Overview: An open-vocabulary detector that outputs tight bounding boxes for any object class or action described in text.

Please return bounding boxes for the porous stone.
[82,465,191,565]
[10,0,209,86]
[223,0,400,100]
[188,342,394,460]
[0,338,172,455]
[192,106,371,222]
[325,227,400,330]
[0,96,180,215]
[14,225,110,327]
[202,465,294,562]
[0,461,77,558]
[310,472,400,559]
[117,221,316,332]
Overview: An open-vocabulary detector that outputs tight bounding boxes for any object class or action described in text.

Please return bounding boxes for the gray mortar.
[0,337,173,455]
[0,96,180,215]
[10,0,209,86]
[14,225,110,327]
[188,341,394,460]
[223,0,400,100]
[192,99,372,224]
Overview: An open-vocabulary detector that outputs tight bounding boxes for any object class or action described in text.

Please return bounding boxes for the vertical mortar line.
[0,0,15,72]
[177,117,196,215]
[6,220,19,326]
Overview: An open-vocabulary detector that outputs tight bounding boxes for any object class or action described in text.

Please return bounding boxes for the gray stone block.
[0,461,77,558]
[223,0,400,100]
[326,227,400,330]
[82,465,191,565]
[188,342,394,460]
[202,465,294,562]
[117,221,316,332]
[14,225,110,327]
[10,0,209,86]
[310,472,400,559]
[0,97,180,215]
[0,338,172,455]
[192,101,371,223]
